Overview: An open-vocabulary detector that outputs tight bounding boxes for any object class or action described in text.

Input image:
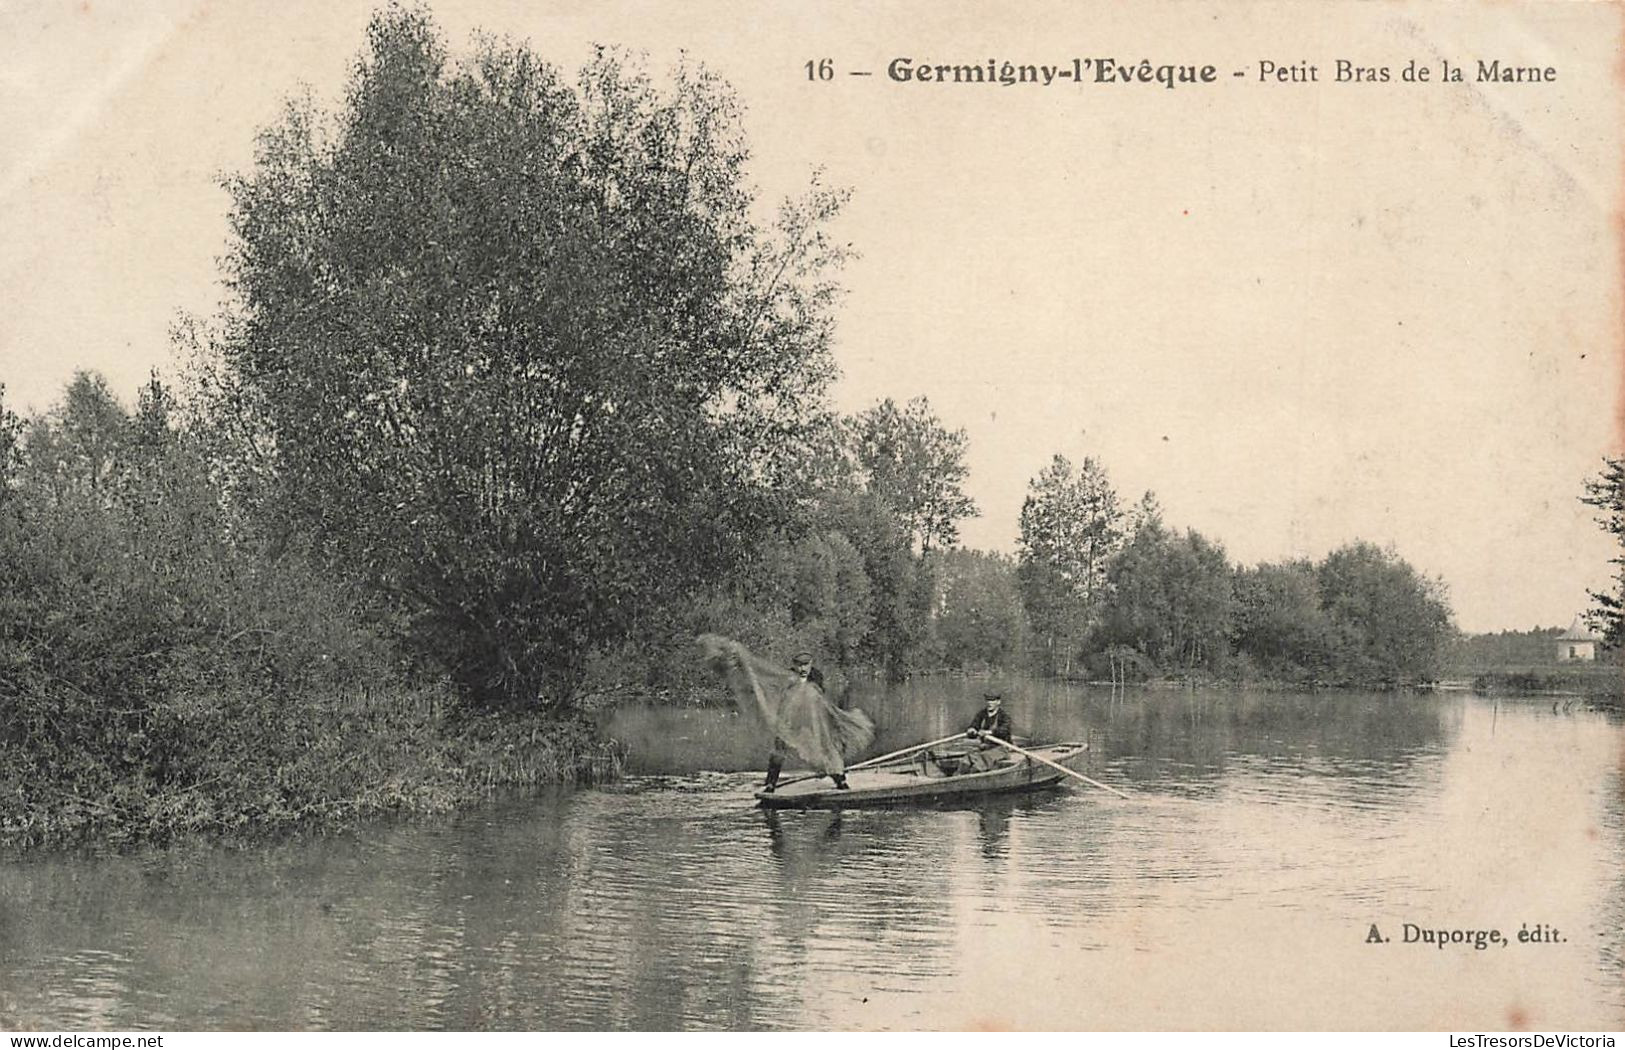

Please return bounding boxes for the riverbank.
[0,701,625,853]
[1462,664,1623,703]
[0,473,630,854]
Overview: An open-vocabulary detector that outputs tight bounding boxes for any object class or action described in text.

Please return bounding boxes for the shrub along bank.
[0,376,622,852]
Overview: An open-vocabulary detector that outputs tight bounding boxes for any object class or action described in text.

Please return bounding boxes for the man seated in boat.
[961,692,1014,772]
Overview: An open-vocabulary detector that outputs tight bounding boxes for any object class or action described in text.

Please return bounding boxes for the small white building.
[1556,616,1599,662]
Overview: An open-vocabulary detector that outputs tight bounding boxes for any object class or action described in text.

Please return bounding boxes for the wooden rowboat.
[754,740,1090,809]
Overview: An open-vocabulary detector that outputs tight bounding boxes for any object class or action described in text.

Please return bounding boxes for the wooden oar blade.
[994,738,1130,799]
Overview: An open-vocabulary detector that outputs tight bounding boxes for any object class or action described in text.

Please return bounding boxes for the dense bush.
[0,375,618,850]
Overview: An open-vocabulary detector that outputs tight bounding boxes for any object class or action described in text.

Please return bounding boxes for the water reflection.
[2,687,1621,1030]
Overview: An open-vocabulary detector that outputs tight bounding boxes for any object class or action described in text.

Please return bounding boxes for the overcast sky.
[2,1,1619,633]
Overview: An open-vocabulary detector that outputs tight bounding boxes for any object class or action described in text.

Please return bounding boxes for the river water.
[2,681,1621,1031]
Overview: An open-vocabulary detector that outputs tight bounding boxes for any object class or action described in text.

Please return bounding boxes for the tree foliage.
[1097,520,1234,673]
[1446,626,1565,671]
[934,548,1029,671]
[1314,542,1454,685]
[1231,560,1333,682]
[0,384,26,509]
[1232,544,1453,686]
[21,372,127,506]
[784,530,874,662]
[0,372,549,847]
[1017,454,1124,674]
[808,486,930,677]
[849,396,978,552]
[210,10,848,705]
[1581,457,1625,647]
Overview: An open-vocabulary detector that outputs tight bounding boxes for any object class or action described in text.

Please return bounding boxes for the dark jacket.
[968,707,1012,742]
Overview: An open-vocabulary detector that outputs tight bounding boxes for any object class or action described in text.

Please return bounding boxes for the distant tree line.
[996,455,1456,687]
[616,438,1457,691]
[1446,627,1565,671]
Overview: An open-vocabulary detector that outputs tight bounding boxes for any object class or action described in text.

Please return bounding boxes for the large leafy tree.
[1230,546,1453,687]
[1016,454,1123,674]
[209,11,847,705]
[0,371,483,843]
[849,396,978,552]
[785,530,874,662]
[21,372,127,507]
[1231,560,1333,681]
[935,548,1028,671]
[1097,519,1234,672]
[810,486,928,677]
[1315,542,1454,686]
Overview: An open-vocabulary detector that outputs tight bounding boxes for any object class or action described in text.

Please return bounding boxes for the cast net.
[697,634,875,774]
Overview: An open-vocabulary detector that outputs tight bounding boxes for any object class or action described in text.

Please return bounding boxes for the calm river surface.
[3,681,1622,1030]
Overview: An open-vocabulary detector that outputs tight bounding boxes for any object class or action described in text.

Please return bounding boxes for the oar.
[770,732,969,790]
[991,737,1131,799]
[850,732,970,771]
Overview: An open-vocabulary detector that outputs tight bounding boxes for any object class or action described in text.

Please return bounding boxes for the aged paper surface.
[2,0,1621,1033]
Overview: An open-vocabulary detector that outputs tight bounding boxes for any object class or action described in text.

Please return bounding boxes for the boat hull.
[754,741,1089,809]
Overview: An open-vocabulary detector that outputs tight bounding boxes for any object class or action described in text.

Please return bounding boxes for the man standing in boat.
[697,635,873,794]
[791,650,825,692]
[765,651,848,793]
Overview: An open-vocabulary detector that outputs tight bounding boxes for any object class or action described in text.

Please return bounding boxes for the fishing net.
[697,634,875,774]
